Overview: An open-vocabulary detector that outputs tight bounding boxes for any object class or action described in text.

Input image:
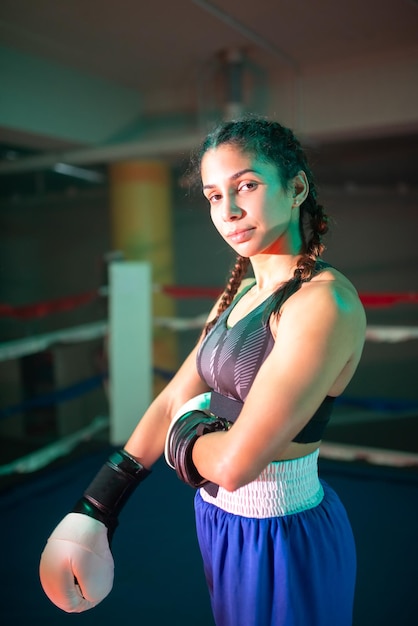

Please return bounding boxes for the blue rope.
[0,368,417,421]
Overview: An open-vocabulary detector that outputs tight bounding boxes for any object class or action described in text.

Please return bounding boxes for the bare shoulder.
[279,264,366,335]
[300,265,362,309]
[268,264,366,398]
[312,265,365,315]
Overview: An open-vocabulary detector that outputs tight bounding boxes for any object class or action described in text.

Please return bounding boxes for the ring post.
[109,261,152,446]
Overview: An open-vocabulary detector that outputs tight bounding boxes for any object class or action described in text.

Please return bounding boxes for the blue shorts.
[194,479,356,626]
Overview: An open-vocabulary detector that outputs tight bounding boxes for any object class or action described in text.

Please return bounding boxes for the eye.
[238,181,258,193]
[207,193,222,204]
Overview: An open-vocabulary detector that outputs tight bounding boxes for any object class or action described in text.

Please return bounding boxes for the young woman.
[40,116,366,626]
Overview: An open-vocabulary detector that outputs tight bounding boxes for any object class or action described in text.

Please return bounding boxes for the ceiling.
[1,0,417,95]
[0,0,418,192]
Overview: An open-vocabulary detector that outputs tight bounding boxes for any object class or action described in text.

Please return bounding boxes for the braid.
[193,114,331,325]
[267,194,330,319]
[204,255,250,335]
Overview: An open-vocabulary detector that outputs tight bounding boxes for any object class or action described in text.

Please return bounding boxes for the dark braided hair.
[205,255,250,334]
[192,115,330,334]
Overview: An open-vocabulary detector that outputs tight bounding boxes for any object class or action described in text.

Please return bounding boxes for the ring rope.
[2,423,417,477]
[0,286,417,320]
[0,415,108,477]
[0,318,417,364]
[320,441,418,468]
[0,286,417,476]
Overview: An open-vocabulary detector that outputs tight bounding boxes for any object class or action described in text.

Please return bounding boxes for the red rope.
[358,292,418,307]
[0,287,417,320]
[162,286,418,307]
[0,291,98,319]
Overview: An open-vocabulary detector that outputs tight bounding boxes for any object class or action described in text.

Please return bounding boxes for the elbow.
[217,474,240,493]
[213,457,254,492]
[194,432,260,492]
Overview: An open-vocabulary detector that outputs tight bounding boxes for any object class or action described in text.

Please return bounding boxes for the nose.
[221,193,242,221]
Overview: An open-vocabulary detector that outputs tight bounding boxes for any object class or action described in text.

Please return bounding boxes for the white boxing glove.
[39,449,151,613]
[39,513,114,613]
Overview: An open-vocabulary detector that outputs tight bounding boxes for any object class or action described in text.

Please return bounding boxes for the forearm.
[123,393,174,467]
[192,430,234,489]
[125,344,210,467]
[192,425,274,492]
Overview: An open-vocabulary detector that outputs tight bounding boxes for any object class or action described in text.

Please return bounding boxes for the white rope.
[0,320,108,362]
[2,424,416,476]
[366,325,418,342]
[1,319,417,363]
[0,415,109,476]
[154,313,208,331]
[320,441,418,468]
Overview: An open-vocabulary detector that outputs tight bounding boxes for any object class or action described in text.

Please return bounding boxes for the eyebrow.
[202,168,260,190]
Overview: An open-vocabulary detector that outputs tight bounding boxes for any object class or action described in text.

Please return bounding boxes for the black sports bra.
[209,390,335,444]
[197,266,335,443]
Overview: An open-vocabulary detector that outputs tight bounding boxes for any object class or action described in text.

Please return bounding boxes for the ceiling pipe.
[0,132,202,174]
[191,0,301,129]
[191,0,299,71]
[223,48,245,121]
[0,3,300,176]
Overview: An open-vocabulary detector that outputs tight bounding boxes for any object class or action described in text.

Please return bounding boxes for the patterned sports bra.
[196,271,335,444]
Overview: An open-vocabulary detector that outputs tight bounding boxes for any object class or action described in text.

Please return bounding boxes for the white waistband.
[199,449,323,519]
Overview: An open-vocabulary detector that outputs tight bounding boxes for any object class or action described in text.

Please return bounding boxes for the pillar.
[109,161,178,397]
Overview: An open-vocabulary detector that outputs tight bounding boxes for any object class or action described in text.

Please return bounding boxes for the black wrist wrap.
[166,410,231,488]
[72,449,151,539]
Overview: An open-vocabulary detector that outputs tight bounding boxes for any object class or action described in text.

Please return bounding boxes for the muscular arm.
[122,286,230,467]
[192,280,366,491]
[123,343,210,468]
[39,318,212,614]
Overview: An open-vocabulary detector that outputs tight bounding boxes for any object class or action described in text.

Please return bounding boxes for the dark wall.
[321,189,418,402]
[0,162,417,450]
[0,190,110,341]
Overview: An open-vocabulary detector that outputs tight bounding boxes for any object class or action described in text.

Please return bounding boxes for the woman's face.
[200,144,301,257]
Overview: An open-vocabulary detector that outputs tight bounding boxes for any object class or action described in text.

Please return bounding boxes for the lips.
[226,228,254,244]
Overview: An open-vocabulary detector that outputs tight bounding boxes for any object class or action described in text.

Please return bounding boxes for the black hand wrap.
[165,410,231,488]
[72,449,151,540]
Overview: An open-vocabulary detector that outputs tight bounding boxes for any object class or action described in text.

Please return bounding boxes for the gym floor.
[1,419,417,626]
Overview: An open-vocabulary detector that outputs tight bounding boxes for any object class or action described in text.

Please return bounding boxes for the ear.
[291,171,309,208]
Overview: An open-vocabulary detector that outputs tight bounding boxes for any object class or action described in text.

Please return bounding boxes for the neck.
[249,253,303,292]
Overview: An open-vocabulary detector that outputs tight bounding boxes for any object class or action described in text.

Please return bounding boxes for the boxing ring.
[1,261,418,626]
[1,261,417,477]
